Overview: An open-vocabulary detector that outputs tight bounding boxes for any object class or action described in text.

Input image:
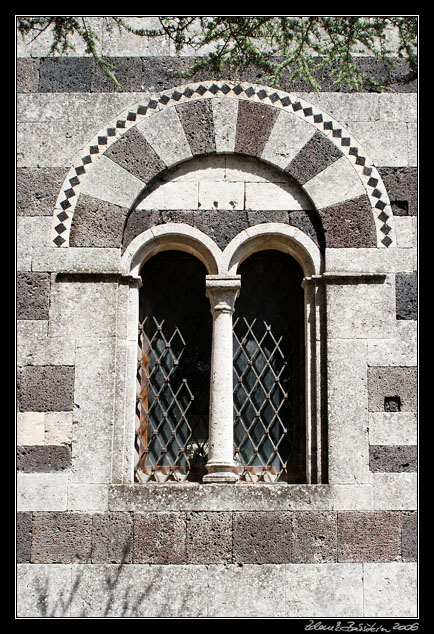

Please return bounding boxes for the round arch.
[49,81,396,250]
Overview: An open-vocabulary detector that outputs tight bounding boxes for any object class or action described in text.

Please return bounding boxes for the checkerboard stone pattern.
[49,81,396,250]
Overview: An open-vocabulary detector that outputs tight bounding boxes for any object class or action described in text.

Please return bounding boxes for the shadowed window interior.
[135,251,212,482]
[233,250,306,483]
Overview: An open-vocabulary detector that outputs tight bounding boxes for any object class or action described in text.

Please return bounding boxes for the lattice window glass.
[135,251,212,482]
[233,250,306,483]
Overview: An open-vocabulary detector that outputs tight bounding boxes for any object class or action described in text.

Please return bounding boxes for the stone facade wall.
[16,17,417,619]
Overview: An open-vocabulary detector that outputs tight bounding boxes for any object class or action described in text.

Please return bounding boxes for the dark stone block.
[122,208,161,250]
[31,512,93,563]
[17,365,75,412]
[17,445,72,472]
[16,58,39,93]
[17,272,50,320]
[288,210,324,250]
[103,127,166,184]
[291,511,337,563]
[39,57,93,92]
[402,511,417,561]
[377,167,417,216]
[337,511,401,562]
[17,512,32,563]
[396,272,417,320]
[369,445,417,472]
[69,194,128,248]
[317,194,377,248]
[367,367,417,413]
[247,210,290,225]
[133,512,186,564]
[91,512,133,563]
[284,131,343,186]
[193,210,249,249]
[176,99,216,156]
[186,512,232,563]
[17,167,69,216]
[235,100,280,158]
[90,56,144,92]
[233,511,292,564]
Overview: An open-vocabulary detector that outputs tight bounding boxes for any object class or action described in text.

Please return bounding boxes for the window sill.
[108,482,375,512]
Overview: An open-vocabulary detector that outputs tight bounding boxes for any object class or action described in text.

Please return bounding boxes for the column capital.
[205,275,241,314]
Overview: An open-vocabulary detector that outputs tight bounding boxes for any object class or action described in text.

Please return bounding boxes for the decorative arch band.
[49,81,395,249]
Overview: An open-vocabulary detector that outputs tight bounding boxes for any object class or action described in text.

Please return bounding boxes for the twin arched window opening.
[135,248,306,484]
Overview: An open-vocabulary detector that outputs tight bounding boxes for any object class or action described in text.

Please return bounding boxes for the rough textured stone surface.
[91,512,133,563]
[369,445,417,472]
[69,193,128,247]
[317,194,377,248]
[401,511,417,561]
[291,511,337,563]
[16,58,40,93]
[17,512,32,563]
[39,57,94,92]
[337,511,401,562]
[193,209,249,249]
[90,56,145,92]
[17,167,69,216]
[288,209,325,250]
[176,99,216,156]
[31,512,93,563]
[233,511,292,563]
[395,271,417,320]
[17,365,75,413]
[186,511,232,563]
[284,130,343,186]
[103,127,166,184]
[377,167,417,215]
[17,272,50,320]
[235,100,279,158]
[17,445,72,473]
[122,208,161,249]
[133,512,186,564]
[367,366,417,412]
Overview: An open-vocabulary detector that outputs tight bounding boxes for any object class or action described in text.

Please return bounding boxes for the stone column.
[203,275,241,483]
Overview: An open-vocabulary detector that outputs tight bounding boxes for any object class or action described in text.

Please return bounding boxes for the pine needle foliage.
[17,16,417,92]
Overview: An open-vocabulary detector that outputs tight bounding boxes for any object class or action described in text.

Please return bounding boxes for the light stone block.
[261,108,316,168]
[303,155,366,210]
[136,106,192,166]
[17,412,45,445]
[72,337,117,483]
[169,154,226,182]
[408,123,417,167]
[212,97,238,153]
[17,121,101,168]
[31,247,121,273]
[331,485,373,510]
[369,412,417,446]
[377,93,418,123]
[17,473,69,511]
[17,217,33,271]
[367,320,417,366]
[394,216,417,248]
[69,564,208,617]
[326,276,396,339]
[17,326,75,367]
[371,473,417,510]
[17,17,103,57]
[245,181,312,211]
[80,154,145,208]
[137,180,198,210]
[285,563,364,617]
[363,563,418,617]
[198,181,244,210]
[344,121,410,167]
[326,247,417,274]
[207,564,287,618]
[101,16,171,57]
[68,483,109,511]
[49,280,118,341]
[44,412,74,445]
[299,92,381,122]
[327,339,370,485]
[225,153,290,182]
[16,564,73,618]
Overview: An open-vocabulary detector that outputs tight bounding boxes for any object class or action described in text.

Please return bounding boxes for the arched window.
[135,250,212,482]
[233,250,306,483]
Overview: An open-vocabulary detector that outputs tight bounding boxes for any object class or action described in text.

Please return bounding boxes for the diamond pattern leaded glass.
[233,251,306,483]
[135,251,212,482]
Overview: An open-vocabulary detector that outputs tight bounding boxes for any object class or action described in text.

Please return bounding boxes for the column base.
[203,463,239,483]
